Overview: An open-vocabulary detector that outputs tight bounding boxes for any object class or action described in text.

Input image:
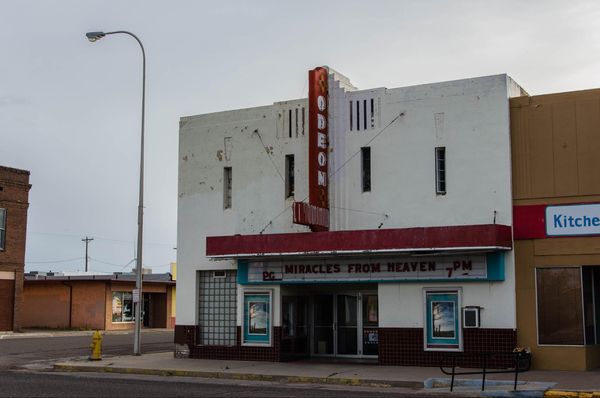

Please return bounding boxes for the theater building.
[175,68,526,365]
[512,89,600,370]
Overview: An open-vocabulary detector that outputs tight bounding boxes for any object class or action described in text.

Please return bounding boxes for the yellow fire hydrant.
[89,330,103,361]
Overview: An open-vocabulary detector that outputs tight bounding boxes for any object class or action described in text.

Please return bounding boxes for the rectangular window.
[198,270,237,346]
[361,147,371,192]
[243,291,272,345]
[370,98,375,129]
[285,154,295,198]
[112,291,134,323]
[288,109,293,138]
[356,101,360,131]
[349,101,353,131]
[301,107,306,135]
[295,108,299,137]
[0,208,5,251]
[223,167,232,209]
[537,267,584,345]
[435,147,446,195]
[363,99,367,130]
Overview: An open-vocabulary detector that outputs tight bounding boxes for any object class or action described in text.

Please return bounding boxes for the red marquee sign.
[294,67,330,231]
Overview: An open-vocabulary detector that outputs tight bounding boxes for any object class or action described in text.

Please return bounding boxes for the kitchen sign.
[546,203,600,237]
[245,255,487,283]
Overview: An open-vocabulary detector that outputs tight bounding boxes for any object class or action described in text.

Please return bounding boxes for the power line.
[29,231,175,247]
[26,257,84,264]
[252,129,284,182]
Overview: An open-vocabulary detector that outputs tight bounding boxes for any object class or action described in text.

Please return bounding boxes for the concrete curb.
[544,391,600,398]
[52,363,422,389]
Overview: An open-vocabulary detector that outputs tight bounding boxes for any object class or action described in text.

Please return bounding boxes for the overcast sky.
[1,0,599,274]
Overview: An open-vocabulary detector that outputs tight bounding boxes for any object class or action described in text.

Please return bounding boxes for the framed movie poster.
[243,291,272,345]
[423,288,462,351]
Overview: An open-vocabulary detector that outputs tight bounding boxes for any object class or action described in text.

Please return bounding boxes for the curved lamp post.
[86,30,145,356]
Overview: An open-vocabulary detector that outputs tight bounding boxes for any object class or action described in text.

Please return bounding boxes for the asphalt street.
[0,371,414,398]
[0,330,174,369]
[0,331,419,397]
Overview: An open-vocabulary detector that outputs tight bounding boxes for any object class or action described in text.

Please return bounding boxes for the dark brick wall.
[379,327,517,368]
[175,325,282,362]
[0,166,31,332]
[176,324,516,367]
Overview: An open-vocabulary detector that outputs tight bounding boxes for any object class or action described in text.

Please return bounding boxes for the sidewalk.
[53,351,600,397]
[0,328,172,340]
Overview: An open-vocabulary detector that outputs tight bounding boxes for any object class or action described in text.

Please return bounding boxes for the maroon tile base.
[176,325,516,367]
[378,327,517,368]
[175,325,282,362]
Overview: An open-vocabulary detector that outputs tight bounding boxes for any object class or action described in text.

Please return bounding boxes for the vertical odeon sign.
[294,66,330,231]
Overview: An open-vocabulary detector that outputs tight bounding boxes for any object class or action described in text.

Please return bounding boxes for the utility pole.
[82,236,94,272]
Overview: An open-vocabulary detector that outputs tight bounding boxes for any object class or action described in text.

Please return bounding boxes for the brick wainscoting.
[378,328,517,368]
[175,325,282,362]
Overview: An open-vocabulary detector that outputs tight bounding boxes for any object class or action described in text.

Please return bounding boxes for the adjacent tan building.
[511,89,600,370]
[0,166,31,331]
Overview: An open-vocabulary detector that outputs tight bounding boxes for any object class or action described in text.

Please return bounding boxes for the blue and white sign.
[546,204,600,237]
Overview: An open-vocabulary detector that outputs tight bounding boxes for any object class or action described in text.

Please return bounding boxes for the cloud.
[0,96,31,107]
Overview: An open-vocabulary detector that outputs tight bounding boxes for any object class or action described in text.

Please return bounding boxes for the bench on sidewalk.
[439,351,532,392]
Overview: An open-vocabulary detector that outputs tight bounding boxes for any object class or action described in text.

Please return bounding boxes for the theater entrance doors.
[311,291,378,358]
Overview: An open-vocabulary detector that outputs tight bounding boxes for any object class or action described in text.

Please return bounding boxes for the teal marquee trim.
[236,252,506,285]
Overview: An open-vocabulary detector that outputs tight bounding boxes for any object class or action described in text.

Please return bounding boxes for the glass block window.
[197,270,237,346]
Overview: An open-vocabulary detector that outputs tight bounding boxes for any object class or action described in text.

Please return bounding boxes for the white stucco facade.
[177,70,525,336]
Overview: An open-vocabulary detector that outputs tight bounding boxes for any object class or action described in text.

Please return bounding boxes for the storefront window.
[537,268,583,345]
[112,291,133,323]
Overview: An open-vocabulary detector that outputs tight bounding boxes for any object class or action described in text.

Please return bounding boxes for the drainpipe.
[61,282,73,329]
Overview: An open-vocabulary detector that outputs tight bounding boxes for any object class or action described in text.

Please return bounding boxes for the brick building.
[0,165,31,331]
[22,272,176,330]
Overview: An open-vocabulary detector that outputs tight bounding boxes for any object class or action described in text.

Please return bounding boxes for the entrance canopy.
[206,224,512,259]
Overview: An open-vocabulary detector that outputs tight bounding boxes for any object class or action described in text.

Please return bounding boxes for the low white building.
[175,68,526,365]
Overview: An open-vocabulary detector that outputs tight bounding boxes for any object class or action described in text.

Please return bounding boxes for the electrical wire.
[26,257,84,264]
[257,111,403,233]
[252,129,284,182]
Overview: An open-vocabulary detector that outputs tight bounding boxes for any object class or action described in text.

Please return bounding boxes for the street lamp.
[86,30,146,356]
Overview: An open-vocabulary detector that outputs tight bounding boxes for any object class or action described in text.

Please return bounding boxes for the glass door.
[311,292,378,358]
[336,294,358,355]
[313,295,334,355]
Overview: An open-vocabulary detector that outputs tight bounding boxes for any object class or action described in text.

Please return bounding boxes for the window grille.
[361,147,371,192]
[223,167,232,209]
[435,147,446,195]
[285,154,295,198]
